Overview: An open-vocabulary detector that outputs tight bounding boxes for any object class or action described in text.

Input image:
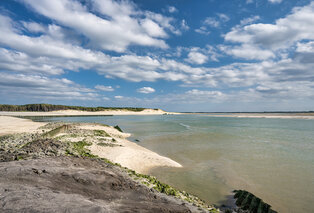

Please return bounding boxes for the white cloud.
[203,13,229,28]
[195,26,210,35]
[219,44,275,60]
[268,0,283,4]
[239,16,260,26]
[114,96,124,99]
[0,15,109,63]
[181,20,189,31]
[95,85,114,92]
[195,13,229,35]
[185,50,208,65]
[204,17,220,28]
[168,6,177,13]
[217,13,230,22]
[141,19,167,38]
[0,72,98,101]
[22,21,46,33]
[21,0,174,52]
[225,2,314,51]
[137,87,155,94]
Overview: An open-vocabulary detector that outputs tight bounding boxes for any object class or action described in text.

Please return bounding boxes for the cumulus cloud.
[219,44,275,60]
[137,87,155,94]
[21,0,177,52]
[0,15,109,63]
[224,2,314,55]
[1,0,314,110]
[185,50,208,65]
[0,72,98,101]
[95,85,114,92]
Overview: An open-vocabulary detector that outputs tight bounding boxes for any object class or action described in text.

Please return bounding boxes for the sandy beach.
[0,115,182,174]
[0,116,47,136]
[0,108,177,116]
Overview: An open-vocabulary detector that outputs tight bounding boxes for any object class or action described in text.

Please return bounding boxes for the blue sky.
[0,0,314,112]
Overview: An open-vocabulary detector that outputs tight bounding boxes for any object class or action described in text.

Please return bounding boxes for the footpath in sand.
[0,115,182,174]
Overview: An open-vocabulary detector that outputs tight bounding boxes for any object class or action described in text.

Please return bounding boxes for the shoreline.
[0,115,182,174]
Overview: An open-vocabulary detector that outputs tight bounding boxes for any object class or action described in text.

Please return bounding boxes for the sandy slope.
[0,108,176,116]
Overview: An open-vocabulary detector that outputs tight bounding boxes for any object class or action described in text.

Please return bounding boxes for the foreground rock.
[0,156,193,213]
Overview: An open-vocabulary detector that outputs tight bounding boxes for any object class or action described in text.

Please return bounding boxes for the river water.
[31,114,314,212]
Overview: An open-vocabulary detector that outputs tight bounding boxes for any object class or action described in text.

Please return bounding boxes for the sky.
[0,0,314,112]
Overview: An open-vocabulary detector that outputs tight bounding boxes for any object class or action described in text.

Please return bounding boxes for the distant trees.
[0,104,145,112]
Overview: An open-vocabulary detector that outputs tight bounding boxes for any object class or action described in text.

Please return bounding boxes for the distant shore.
[180,112,314,119]
[203,112,314,119]
[0,108,179,117]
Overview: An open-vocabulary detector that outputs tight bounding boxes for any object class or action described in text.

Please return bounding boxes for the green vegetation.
[233,190,277,213]
[0,104,146,112]
[126,168,217,212]
[114,125,123,132]
[93,130,110,137]
[70,141,97,158]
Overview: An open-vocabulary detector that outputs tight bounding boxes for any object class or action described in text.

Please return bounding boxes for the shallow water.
[32,115,314,212]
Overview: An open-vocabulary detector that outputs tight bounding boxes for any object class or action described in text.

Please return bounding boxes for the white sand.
[0,109,176,116]
[0,116,46,136]
[80,124,182,173]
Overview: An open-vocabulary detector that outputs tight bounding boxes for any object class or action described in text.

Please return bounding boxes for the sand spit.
[0,116,182,173]
[0,116,47,136]
[202,113,314,119]
[0,108,179,116]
